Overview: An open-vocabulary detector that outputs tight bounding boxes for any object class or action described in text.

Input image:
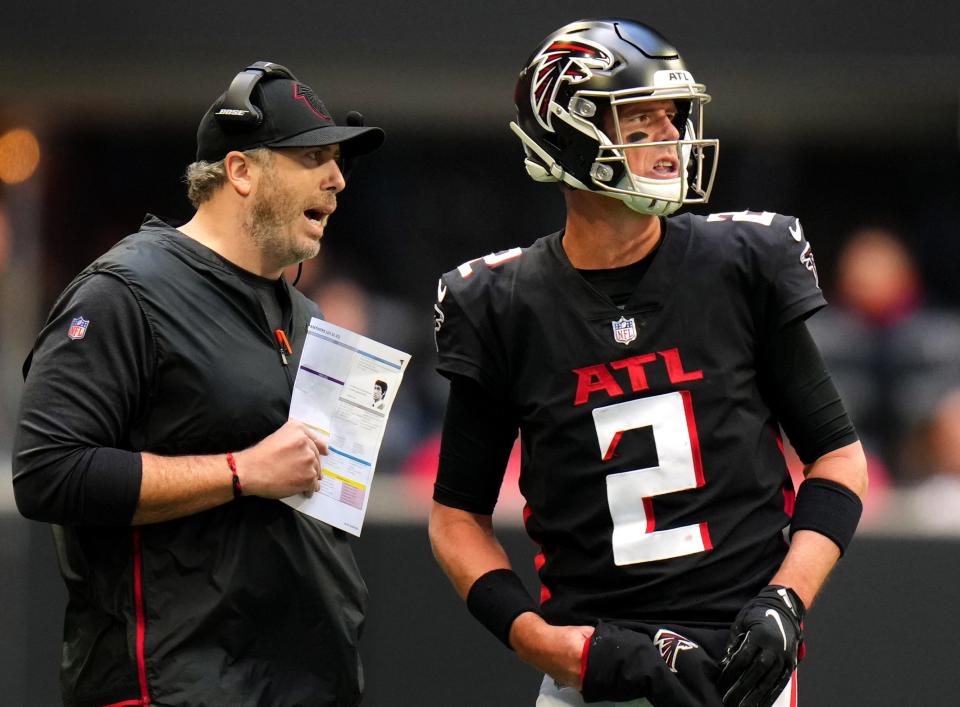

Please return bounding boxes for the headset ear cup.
[215,69,266,128]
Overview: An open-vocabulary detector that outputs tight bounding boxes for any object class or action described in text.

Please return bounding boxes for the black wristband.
[790,477,862,555]
[466,569,538,649]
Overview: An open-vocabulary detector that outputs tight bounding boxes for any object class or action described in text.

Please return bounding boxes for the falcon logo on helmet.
[528,38,614,131]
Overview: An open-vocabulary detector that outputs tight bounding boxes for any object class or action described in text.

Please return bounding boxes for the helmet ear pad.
[551,114,627,189]
[553,119,598,178]
[672,99,692,137]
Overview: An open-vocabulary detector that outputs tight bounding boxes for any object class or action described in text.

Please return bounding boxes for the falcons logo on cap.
[528,37,614,131]
[653,629,699,674]
[293,83,331,120]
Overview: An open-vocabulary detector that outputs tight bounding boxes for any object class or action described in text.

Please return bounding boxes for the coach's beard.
[247,181,326,267]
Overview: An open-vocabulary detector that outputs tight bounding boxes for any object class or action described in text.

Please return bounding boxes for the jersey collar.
[545,215,690,318]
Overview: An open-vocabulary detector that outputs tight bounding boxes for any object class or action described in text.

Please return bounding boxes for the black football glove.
[717,585,805,707]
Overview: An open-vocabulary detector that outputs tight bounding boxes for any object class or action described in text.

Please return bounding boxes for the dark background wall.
[3,0,958,140]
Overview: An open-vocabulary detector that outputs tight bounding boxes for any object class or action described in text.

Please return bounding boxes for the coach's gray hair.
[184,148,273,208]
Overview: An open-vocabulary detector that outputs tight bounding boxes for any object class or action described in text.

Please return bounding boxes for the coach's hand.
[509,612,594,690]
[234,420,327,498]
[718,585,805,707]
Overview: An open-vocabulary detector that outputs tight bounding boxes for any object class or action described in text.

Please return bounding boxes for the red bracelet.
[226,452,243,498]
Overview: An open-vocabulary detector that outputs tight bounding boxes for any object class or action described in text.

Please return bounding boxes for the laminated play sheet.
[282,318,410,535]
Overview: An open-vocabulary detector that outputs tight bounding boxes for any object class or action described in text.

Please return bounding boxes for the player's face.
[246,145,345,267]
[373,385,383,401]
[606,99,682,181]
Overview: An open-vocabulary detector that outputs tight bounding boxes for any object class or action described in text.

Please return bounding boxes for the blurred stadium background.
[2,1,959,705]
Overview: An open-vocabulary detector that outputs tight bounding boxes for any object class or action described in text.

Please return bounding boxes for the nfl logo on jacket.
[67,317,89,340]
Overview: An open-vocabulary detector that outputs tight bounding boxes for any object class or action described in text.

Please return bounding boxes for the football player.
[429,17,867,707]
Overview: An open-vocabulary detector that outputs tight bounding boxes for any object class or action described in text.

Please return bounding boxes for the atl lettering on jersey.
[573,347,703,405]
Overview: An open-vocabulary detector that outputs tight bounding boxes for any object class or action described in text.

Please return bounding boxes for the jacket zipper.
[275,328,295,390]
[274,329,292,366]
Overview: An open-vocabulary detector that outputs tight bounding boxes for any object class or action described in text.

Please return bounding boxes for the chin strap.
[622,193,683,216]
[292,262,303,286]
[618,173,686,216]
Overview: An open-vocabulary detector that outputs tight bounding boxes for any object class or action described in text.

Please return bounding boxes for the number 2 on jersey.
[592,391,712,565]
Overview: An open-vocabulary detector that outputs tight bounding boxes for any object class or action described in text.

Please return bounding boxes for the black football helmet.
[511,18,718,215]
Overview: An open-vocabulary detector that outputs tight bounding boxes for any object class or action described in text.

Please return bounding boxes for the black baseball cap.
[196,64,385,162]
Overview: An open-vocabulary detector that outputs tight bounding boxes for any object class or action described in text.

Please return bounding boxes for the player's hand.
[233,420,327,498]
[718,585,805,707]
[509,612,594,690]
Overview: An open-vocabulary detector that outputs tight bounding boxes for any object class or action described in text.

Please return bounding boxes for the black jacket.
[13,216,367,707]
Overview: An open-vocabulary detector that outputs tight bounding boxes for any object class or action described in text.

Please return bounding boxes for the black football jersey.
[434,211,826,628]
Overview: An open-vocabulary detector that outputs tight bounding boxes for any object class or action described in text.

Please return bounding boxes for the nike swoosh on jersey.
[788,219,803,242]
[766,609,788,650]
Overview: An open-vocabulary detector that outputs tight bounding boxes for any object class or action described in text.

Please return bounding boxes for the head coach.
[11,61,384,707]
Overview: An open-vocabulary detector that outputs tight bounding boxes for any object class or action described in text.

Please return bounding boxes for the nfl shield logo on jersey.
[67,316,89,340]
[611,316,637,345]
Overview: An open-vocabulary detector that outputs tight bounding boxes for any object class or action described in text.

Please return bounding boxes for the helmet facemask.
[572,89,719,215]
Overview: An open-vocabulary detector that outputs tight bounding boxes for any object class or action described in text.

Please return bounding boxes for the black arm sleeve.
[432,375,519,515]
[12,273,152,525]
[759,318,858,464]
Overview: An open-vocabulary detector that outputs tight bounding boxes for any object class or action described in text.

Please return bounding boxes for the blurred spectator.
[313,277,370,336]
[808,226,960,480]
[904,389,960,532]
[283,256,327,299]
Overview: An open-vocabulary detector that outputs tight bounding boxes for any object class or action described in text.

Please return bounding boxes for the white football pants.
[535,672,797,707]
